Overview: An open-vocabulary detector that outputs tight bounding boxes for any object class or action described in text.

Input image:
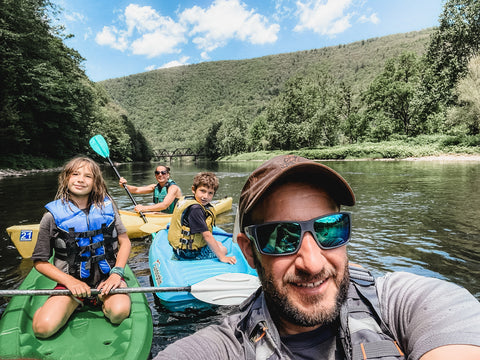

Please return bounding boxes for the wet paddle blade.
[190,273,260,306]
[89,134,110,158]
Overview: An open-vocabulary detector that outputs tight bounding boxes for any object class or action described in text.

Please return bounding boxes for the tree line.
[206,0,480,157]
[0,0,152,169]
[1,0,479,168]
[102,0,480,159]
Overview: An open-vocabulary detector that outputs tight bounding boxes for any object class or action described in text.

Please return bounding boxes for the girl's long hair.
[55,156,110,208]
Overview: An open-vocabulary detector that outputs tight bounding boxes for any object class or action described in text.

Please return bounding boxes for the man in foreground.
[154,155,480,359]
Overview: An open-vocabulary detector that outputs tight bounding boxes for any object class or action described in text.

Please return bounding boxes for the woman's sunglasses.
[154,170,168,175]
[244,212,351,256]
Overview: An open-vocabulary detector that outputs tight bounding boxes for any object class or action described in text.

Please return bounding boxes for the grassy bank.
[219,135,480,162]
[2,135,480,172]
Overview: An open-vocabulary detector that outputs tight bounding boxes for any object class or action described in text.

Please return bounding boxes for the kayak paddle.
[89,134,148,224]
[0,273,260,306]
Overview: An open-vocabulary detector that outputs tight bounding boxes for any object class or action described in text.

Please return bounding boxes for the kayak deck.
[149,226,257,312]
[0,265,153,360]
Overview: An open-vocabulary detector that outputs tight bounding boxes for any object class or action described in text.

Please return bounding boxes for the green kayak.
[0,264,153,360]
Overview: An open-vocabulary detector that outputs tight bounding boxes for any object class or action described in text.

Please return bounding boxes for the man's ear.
[237,233,256,269]
[191,185,195,194]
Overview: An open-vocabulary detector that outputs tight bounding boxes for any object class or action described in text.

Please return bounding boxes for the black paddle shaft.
[105,156,148,223]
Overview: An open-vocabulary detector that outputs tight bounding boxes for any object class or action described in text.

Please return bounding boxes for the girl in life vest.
[31,157,132,339]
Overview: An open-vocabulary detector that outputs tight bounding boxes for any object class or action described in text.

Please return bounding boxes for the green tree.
[217,111,249,156]
[0,0,92,158]
[446,55,480,134]
[263,73,342,150]
[425,0,480,105]
[0,0,149,167]
[362,52,423,137]
[248,114,270,151]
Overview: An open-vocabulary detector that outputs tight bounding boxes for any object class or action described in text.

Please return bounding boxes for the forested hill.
[100,29,432,153]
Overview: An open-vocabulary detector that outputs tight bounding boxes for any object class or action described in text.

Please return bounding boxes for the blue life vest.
[46,198,118,281]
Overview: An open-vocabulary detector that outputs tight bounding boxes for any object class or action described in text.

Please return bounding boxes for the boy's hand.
[219,255,237,264]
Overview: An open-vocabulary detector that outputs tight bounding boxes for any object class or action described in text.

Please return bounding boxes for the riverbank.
[2,153,479,179]
[0,167,63,179]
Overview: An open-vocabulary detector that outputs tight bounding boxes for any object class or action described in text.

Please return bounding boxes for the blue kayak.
[149,226,258,311]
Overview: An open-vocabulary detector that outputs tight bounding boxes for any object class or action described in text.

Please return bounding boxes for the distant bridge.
[153,148,205,162]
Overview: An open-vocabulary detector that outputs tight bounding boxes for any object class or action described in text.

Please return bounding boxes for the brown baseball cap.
[237,154,355,231]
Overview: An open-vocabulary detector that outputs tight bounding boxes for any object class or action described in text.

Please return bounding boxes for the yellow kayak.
[6,197,233,259]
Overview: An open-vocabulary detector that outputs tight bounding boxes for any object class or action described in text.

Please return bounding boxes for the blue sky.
[56,0,444,82]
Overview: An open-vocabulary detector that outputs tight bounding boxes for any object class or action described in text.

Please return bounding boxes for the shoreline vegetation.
[1,140,479,179]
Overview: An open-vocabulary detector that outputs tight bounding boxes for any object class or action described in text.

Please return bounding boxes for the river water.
[1,159,479,356]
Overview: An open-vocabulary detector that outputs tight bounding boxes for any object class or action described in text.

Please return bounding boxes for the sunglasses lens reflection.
[248,213,350,255]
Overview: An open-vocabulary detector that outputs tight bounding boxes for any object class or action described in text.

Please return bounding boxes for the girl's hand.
[97,273,123,296]
[65,278,91,298]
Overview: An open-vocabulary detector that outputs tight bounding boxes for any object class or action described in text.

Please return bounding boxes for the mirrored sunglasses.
[244,212,351,256]
[154,170,168,175]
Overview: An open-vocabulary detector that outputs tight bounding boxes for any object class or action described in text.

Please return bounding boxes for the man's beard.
[253,254,349,328]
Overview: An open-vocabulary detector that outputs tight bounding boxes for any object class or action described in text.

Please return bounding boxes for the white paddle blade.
[191,273,260,306]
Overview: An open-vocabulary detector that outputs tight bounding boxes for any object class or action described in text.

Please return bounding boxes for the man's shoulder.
[154,316,244,359]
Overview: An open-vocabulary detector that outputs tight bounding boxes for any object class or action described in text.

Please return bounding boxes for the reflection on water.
[1,159,479,355]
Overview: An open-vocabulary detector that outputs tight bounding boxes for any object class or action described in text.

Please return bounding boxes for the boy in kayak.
[168,172,236,264]
[118,164,182,214]
[31,156,132,338]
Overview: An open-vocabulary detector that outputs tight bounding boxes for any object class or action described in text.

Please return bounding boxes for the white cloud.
[124,4,163,35]
[272,0,295,22]
[294,0,354,36]
[179,0,279,54]
[95,26,129,51]
[83,27,92,41]
[95,4,186,57]
[64,11,86,23]
[95,1,279,59]
[160,56,190,68]
[359,13,379,24]
[131,30,185,57]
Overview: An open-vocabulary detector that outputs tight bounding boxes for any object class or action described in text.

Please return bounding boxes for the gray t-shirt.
[153,272,480,360]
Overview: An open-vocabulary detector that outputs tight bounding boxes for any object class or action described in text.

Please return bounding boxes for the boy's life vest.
[45,198,118,285]
[168,195,216,251]
[153,179,178,214]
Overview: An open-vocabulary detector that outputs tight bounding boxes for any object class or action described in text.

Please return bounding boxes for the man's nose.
[294,232,327,273]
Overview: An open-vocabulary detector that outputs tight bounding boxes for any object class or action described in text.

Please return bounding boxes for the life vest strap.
[179,237,194,250]
[352,340,404,360]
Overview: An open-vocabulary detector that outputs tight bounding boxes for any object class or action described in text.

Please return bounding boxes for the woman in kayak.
[118,164,182,214]
[31,156,131,338]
